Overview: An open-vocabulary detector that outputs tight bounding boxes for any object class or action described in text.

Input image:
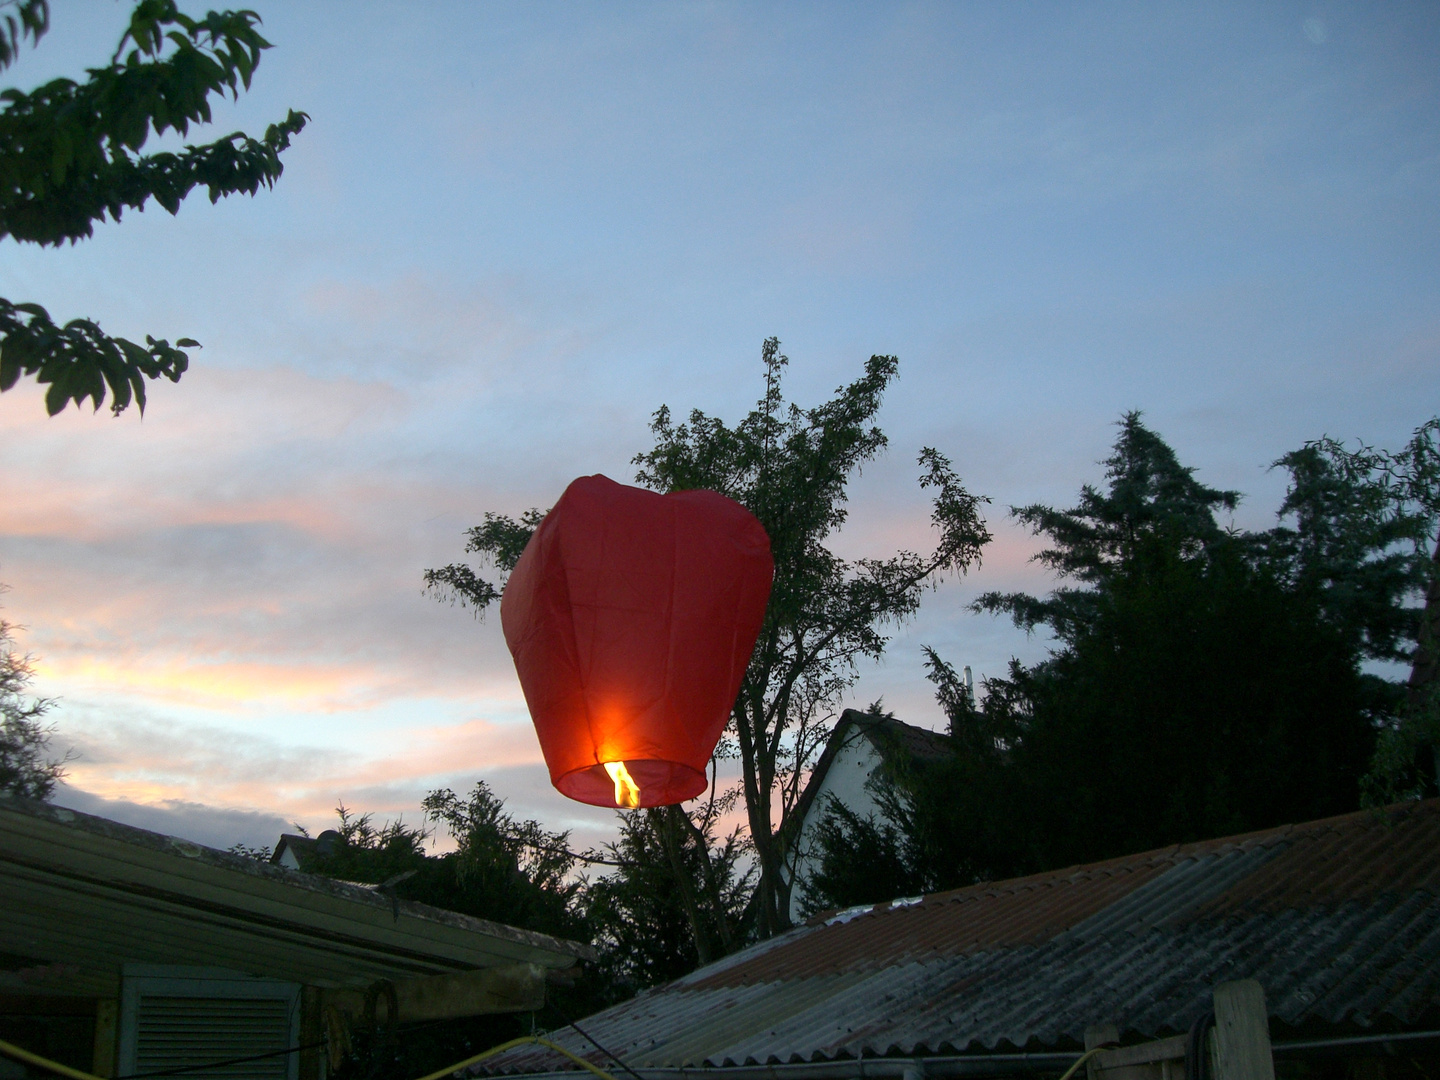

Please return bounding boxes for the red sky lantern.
[500,475,773,808]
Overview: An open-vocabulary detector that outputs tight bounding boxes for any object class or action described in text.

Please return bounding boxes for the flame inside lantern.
[603,761,642,808]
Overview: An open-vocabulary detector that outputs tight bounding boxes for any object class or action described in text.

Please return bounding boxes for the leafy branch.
[0,0,306,415]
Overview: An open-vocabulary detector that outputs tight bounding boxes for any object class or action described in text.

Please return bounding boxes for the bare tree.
[0,612,64,800]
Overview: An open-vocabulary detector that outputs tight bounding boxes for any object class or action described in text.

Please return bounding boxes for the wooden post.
[1086,1022,1119,1080]
[1211,980,1274,1080]
[91,999,117,1078]
[1091,1033,1186,1080]
[299,987,323,1080]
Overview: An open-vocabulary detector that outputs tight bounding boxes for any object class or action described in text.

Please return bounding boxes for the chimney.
[948,665,977,741]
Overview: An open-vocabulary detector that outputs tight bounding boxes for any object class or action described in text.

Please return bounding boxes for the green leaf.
[0,3,304,247]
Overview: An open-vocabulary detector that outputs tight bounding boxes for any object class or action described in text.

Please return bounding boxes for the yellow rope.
[0,1033,619,1080]
[1055,1044,1115,1080]
[1,1029,1110,1080]
[0,1037,108,1080]
[411,1035,620,1080]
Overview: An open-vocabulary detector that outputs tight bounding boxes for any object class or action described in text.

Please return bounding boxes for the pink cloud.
[57,706,546,828]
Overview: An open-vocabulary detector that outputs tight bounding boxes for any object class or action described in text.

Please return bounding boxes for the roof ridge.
[0,790,595,960]
[805,798,1440,921]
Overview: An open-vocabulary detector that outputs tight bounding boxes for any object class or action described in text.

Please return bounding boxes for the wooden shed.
[0,793,592,1080]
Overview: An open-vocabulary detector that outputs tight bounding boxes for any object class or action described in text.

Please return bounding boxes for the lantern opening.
[556,759,708,808]
[603,760,641,808]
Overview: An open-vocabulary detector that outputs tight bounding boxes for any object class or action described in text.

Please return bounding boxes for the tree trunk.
[745,771,790,936]
[735,688,799,938]
[1406,540,1440,791]
[673,808,737,953]
[648,807,714,965]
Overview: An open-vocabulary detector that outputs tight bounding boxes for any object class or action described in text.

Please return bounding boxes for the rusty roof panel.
[1188,806,1440,916]
[481,801,1440,1075]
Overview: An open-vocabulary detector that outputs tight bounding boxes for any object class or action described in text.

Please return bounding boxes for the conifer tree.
[807,415,1436,909]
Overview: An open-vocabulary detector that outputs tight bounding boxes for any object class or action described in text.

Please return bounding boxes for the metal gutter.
[1272,1030,1440,1054]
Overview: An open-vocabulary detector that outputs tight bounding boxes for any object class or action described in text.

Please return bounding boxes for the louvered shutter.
[132,997,292,1080]
[118,967,301,1080]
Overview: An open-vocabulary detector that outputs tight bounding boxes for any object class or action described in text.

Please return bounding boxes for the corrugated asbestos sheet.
[485,800,1440,1074]
[0,793,592,997]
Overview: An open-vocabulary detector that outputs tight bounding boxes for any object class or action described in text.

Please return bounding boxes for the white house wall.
[787,733,887,924]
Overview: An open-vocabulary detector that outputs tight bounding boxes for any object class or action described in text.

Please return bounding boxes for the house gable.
[786,709,951,922]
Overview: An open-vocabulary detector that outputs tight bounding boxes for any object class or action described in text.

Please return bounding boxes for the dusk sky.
[1,1,1437,853]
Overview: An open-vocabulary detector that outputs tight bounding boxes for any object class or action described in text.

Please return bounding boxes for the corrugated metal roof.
[483,800,1440,1075]
[0,792,592,997]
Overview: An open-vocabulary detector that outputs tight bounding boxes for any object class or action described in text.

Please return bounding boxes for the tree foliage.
[1274,419,1440,803]
[297,791,598,1080]
[0,0,306,415]
[0,1,47,73]
[307,775,751,1006]
[807,415,1438,910]
[421,783,587,938]
[582,812,700,992]
[427,339,991,945]
[975,413,1241,641]
[301,785,586,943]
[1260,422,1439,671]
[584,804,750,994]
[295,775,758,1080]
[800,791,925,916]
[0,614,64,800]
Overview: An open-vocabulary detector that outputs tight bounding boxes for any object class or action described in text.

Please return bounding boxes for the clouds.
[45,688,623,848]
[52,785,295,853]
[1,0,1437,848]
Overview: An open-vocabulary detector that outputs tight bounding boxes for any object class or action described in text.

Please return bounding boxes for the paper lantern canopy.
[500,475,773,808]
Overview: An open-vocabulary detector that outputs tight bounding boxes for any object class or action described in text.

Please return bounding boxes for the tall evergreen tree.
[976,412,1241,643]
[808,414,1429,908]
[1269,420,1440,801]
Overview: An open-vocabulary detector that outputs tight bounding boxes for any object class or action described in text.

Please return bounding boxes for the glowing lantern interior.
[500,475,773,808]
